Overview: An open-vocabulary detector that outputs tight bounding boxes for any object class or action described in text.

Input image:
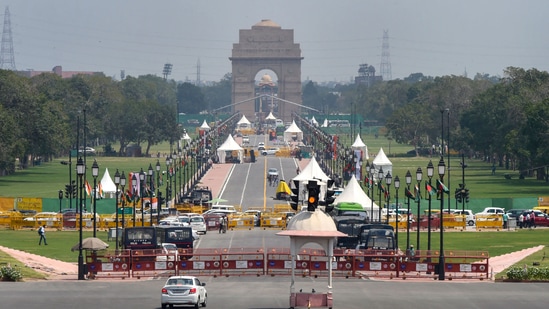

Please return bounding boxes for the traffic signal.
[290,180,300,211]
[324,179,336,213]
[306,180,320,212]
[71,183,77,198]
[464,188,470,203]
[157,191,165,209]
[455,188,462,203]
[65,184,71,199]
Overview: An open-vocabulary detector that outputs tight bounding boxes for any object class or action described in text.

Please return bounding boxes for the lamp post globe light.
[426,160,434,253]
[416,167,423,250]
[114,169,120,251]
[91,159,99,237]
[385,171,392,225]
[132,174,137,227]
[394,175,400,251]
[156,160,161,224]
[139,168,146,227]
[438,156,446,281]
[120,172,126,229]
[377,166,384,223]
[76,157,85,281]
[405,170,412,251]
[148,164,154,225]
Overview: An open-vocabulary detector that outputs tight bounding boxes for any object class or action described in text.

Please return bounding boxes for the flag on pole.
[405,188,415,200]
[436,179,449,193]
[98,181,103,197]
[425,182,437,197]
[414,184,420,202]
[85,180,92,196]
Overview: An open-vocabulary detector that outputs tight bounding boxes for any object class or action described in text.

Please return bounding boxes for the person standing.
[518,213,524,229]
[503,213,508,229]
[38,225,47,245]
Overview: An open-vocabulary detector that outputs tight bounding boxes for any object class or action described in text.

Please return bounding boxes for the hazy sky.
[2,0,548,82]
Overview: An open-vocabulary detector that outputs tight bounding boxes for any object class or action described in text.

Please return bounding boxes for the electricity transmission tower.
[0,6,16,70]
[379,29,391,81]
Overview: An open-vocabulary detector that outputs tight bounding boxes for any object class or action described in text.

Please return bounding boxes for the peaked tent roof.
[265,112,276,120]
[321,118,328,127]
[284,120,302,133]
[100,168,116,193]
[311,116,318,125]
[351,134,366,147]
[182,133,191,140]
[334,174,379,209]
[217,134,243,151]
[237,115,251,125]
[372,147,392,165]
[200,120,211,130]
[292,156,330,182]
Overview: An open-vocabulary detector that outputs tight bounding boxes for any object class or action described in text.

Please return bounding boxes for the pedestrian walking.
[38,225,47,245]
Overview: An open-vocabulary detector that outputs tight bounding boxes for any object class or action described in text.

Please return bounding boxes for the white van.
[209,205,237,213]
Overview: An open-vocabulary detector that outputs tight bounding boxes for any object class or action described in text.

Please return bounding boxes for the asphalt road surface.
[2,277,549,309]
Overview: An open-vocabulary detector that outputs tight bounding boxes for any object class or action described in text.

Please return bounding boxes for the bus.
[123,226,157,250]
[156,226,194,250]
[333,215,369,249]
[357,224,395,250]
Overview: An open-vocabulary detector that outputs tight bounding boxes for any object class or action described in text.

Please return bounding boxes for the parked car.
[244,209,262,226]
[161,275,207,309]
[189,216,207,234]
[268,168,279,177]
[506,209,526,220]
[477,207,505,215]
[78,147,96,155]
[453,209,476,226]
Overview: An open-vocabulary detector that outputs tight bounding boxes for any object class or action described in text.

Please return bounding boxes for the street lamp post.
[426,160,434,253]
[132,174,137,227]
[76,158,85,280]
[114,169,120,251]
[91,159,99,237]
[378,167,384,223]
[394,175,400,251]
[366,162,374,223]
[405,170,412,251]
[166,156,171,209]
[385,171,392,225]
[148,164,154,225]
[156,160,161,224]
[416,167,423,250]
[120,172,126,229]
[438,156,446,281]
[178,148,183,200]
[139,168,145,227]
[173,151,178,204]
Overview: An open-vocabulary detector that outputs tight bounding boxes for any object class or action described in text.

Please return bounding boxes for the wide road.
[3,277,549,309]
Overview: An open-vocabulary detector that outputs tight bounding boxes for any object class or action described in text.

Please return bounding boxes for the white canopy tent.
[265,112,277,120]
[351,134,369,161]
[216,135,244,163]
[292,156,330,183]
[333,174,380,221]
[310,116,319,126]
[372,147,392,181]
[283,120,303,142]
[99,168,117,198]
[237,115,252,130]
[321,118,328,128]
[200,120,211,131]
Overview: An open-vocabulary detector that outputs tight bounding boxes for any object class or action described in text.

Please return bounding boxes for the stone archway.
[230,19,303,124]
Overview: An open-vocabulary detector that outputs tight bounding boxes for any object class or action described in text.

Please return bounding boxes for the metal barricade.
[476,214,503,230]
[260,212,286,229]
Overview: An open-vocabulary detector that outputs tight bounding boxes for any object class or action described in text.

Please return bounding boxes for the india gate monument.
[230,20,303,124]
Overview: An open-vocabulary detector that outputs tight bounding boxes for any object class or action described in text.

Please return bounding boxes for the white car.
[189,216,207,234]
[453,209,476,226]
[161,275,207,309]
[262,147,280,155]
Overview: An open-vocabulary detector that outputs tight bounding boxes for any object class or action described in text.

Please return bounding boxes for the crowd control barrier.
[83,247,489,280]
[476,214,503,230]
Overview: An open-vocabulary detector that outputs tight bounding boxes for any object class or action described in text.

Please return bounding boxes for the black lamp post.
[139,168,145,227]
[166,156,171,209]
[114,169,120,251]
[438,156,446,280]
[378,166,384,223]
[366,162,374,223]
[58,190,63,213]
[76,157,85,281]
[416,167,423,250]
[120,172,126,229]
[91,159,99,237]
[172,151,178,203]
[426,160,434,253]
[156,160,161,224]
[405,170,412,251]
[394,175,400,251]
[132,174,137,227]
[178,148,183,200]
[385,171,392,225]
[148,164,154,225]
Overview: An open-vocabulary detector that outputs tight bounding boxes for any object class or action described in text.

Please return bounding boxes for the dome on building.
[259,74,275,86]
[286,210,337,232]
[252,19,281,29]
